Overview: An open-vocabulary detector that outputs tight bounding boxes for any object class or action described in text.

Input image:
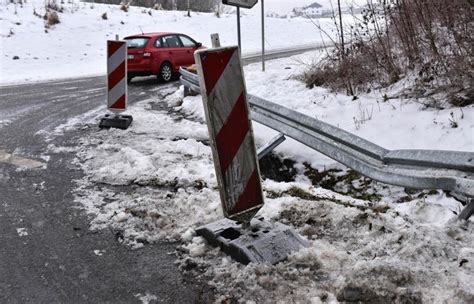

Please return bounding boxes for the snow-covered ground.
[0,0,351,84]
[264,0,367,15]
[3,1,473,302]
[43,50,473,302]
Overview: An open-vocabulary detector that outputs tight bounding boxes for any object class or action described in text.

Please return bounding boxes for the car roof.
[124,32,182,39]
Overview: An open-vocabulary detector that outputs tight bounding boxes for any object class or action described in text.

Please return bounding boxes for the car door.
[178,35,199,67]
[161,34,187,70]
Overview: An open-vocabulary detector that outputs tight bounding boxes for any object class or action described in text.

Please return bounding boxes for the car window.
[154,38,163,48]
[125,37,149,49]
[162,35,182,48]
[179,35,196,48]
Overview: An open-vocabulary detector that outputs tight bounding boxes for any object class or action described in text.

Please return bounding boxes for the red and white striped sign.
[107,40,127,112]
[194,46,264,222]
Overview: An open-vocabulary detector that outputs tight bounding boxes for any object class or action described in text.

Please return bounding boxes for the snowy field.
[43,51,474,302]
[0,0,349,84]
[2,0,473,302]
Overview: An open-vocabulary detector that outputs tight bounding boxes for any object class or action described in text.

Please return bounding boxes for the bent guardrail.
[180,67,474,220]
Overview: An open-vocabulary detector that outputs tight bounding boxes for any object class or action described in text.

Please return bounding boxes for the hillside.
[1,0,341,83]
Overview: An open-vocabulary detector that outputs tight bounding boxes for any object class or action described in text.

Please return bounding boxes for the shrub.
[305,0,473,106]
[120,2,129,12]
[45,10,60,26]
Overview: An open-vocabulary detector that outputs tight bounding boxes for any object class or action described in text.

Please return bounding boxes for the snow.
[16,227,28,237]
[1,0,347,84]
[3,1,472,302]
[183,182,473,303]
[53,49,472,301]
[181,50,474,156]
[134,292,158,304]
[263,0,367,15]
[93,249,106,256]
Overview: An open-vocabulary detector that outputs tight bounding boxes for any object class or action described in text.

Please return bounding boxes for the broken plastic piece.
[196,217,309,265]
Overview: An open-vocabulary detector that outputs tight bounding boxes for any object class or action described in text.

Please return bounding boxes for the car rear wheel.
[158,62,173,82]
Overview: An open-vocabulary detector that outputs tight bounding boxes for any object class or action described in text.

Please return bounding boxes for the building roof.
[306,2,322,9]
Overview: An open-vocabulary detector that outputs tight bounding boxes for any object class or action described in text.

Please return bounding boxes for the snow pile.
[70,98,222,248]
[61,69,473,301]
[178,182,474,303]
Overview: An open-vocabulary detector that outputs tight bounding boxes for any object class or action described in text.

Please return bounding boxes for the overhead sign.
[194,46,264,222]
[222,0,258,9]
[107,40,127,112]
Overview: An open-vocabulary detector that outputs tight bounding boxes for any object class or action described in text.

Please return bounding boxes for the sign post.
[237,6,241,51]
[99,40,133,130]
[222,0,258,9]
[261,0,265,71]
[222,0,258,53]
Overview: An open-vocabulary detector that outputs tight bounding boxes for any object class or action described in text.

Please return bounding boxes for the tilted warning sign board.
[194,46,264,222]
[222,0,258,9]
[107,40,127,112]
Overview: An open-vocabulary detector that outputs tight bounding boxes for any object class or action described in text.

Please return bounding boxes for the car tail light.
[143,52,152,57]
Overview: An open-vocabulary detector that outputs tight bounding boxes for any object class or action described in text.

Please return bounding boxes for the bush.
[45,10,60,26]
[305,0,473,106]
[120,2,129,12]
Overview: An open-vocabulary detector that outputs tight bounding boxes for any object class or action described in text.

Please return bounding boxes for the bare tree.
[337,0,344,59]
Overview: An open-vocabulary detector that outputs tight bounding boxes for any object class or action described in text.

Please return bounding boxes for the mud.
[259,153,298,182]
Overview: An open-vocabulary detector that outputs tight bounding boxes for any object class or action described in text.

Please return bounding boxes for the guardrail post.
[183,85,190,97]
[459,199,474,221]
[257,133,285,159]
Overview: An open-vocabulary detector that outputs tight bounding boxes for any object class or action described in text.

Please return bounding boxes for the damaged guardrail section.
[180,67,474,220]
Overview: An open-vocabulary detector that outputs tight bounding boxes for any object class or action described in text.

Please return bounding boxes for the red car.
[125,32,202,83]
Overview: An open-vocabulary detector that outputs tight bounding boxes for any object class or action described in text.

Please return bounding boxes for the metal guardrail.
[180,67,474,220]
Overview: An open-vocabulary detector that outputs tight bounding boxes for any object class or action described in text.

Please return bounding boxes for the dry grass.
[45,10,60,26]
[120,2,129,12]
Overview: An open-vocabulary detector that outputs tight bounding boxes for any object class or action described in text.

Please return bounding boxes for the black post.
[237,6,241,52]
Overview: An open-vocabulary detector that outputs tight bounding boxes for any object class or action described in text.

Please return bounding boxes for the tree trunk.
[337,0,344,59]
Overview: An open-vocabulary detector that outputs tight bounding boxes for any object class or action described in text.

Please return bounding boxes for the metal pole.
[237,6,241,52]
[261,0,265,71]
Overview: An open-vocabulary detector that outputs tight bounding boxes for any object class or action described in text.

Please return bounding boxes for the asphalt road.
[0,76,213,303]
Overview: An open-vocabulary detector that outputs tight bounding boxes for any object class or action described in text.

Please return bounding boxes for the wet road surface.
[0,76,213,303]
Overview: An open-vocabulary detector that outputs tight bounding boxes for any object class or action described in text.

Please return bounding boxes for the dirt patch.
[337,265,422,303]
[259,153,298,182]
[303,164,384,202]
